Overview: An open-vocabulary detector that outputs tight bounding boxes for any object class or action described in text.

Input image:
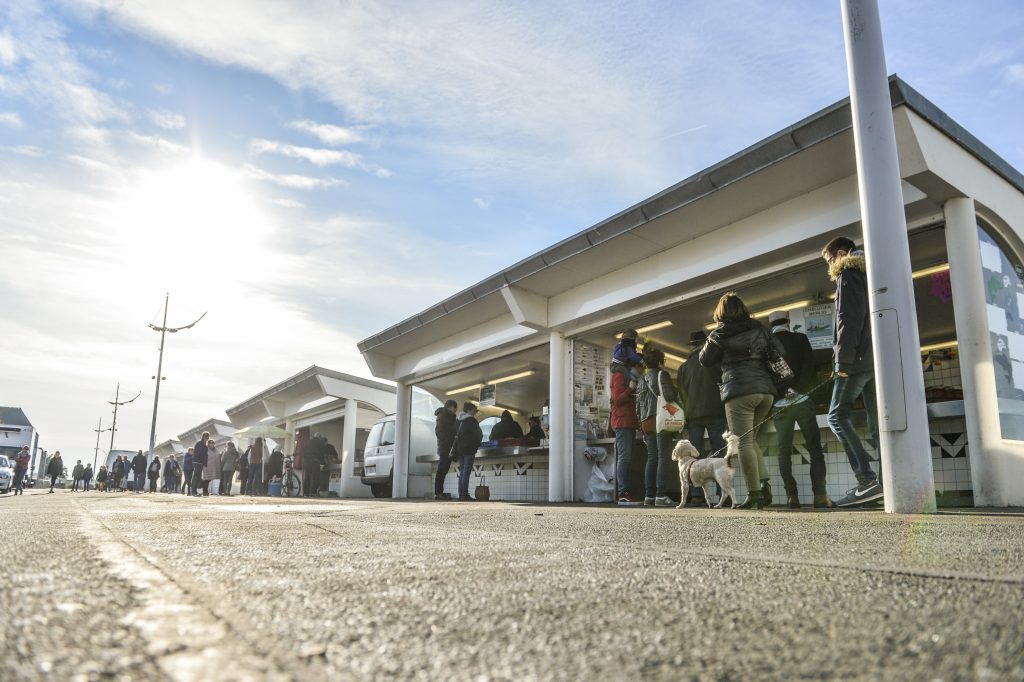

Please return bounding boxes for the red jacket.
[610,365,638,430]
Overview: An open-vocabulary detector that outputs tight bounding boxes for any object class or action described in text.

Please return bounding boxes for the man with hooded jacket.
[433,399,458,500]
[822,236,882,507]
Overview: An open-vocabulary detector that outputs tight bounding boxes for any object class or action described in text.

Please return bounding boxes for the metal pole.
[94,418,102,470]
[840,0,935,513]
[148,293,169,460]
[109,383,120,454]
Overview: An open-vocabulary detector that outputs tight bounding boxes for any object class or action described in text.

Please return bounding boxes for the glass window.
[0,456,9,468]
[380,420,396,447]
[365,422,384,450]
[977,223,1024,440]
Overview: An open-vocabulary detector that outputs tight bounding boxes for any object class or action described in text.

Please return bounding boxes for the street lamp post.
[108,383,140,455]
[146,293,206,461]
[93,418,112,470]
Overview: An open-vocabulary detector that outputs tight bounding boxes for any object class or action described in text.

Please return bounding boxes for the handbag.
[475,475,490,501]
[653,370,686,434]
[762,328,795,390]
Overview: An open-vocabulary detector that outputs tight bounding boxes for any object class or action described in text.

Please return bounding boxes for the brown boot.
[813,494,836,509]
[787,494,801,509]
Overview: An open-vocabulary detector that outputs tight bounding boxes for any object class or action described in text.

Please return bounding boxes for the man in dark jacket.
[47,451,64,492]
[768,311,832,509]
[13,446,30,495]
[678,331,728,459]
[453,402,484,501]
[303,434,325,497]
[433,399,458,500]
[190,434,209,497]
[131,450,148,494]
[822,236,882,507]
[488,410,524,440]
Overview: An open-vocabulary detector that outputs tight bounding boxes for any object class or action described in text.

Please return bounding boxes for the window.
[978,223,1024,440]
[365,423,384,450]
[380,420,396,447]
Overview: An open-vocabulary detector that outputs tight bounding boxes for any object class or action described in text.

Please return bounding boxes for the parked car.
[0,456,13,494]
[360,414,436,498]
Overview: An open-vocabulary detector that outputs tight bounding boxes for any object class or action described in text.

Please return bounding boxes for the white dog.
[671,434,738,509]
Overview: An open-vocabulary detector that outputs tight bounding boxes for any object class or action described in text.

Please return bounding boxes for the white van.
[360,413,436,497]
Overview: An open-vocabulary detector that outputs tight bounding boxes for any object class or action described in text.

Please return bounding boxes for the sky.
[2,0,1023,461]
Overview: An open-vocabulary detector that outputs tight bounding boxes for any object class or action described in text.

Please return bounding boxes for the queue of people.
[610,234,880,510]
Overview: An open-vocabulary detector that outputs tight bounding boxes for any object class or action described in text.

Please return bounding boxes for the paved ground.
[1,489,1022,681]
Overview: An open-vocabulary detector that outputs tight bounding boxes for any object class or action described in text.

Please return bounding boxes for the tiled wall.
[437,456,549,501]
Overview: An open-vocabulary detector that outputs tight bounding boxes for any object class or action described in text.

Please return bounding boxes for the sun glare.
[106,157,273,288]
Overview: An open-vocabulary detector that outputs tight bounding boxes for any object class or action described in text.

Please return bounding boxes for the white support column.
[841,0,935,513]
[548,332,573,502]
[391,381,412,499]
[944,198,1001,505]
[339,398,365,497]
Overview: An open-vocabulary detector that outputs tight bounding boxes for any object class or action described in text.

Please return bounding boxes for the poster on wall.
[791,303,835,350]
[573,342,610,439]
[479,384,496,407]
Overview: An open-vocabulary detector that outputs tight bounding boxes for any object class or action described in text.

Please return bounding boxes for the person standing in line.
[699,292,784,509]
[47,451,64,492]
[201,441,220,497]
[95,465,108,492]
[220,442,239,496]
[822,236,883,507]
[248,437,264,496]
[526,416,546,441]
[13,446,30,495]
[190,433,209,497]
[637,346,679,507]
[453,402,484,502]
[768,310,834,509]
[303,434,325,498]
[677,330,729,505]
[131,450,147,494]
[112,456,125,492]
[181,448,194,495]
[266,446,284,492]
[82,464,93,492]
[433,399,458,500]
[610,340,642,506]
[71,461,84,491]
[147,455,161,493]
[163,455,180,493]
[237,446,250,496]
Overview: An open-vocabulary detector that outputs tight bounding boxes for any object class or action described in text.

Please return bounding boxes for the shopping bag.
[654,370,685,434]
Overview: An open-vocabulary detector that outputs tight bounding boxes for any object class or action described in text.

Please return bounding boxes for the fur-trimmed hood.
[828,250,866,281]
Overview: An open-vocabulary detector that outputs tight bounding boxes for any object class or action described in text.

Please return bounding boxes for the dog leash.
[704,375,836,459]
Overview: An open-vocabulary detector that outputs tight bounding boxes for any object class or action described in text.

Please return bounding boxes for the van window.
[365,423,384,450]
[380,420,396,446]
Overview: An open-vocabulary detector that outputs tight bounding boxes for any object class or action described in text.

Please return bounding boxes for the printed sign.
[478,384,496,407]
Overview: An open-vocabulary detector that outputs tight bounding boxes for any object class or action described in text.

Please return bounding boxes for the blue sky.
[2,0,1023,458]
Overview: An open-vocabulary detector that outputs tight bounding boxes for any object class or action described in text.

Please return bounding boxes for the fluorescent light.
[493,405,519,416]
[446,383,484,396]
[616,320,673,338]
[706,299,818,330]
[663,352,687,365]
[912,263,950,279]
[920,340,958,353]
[488,370,535,385]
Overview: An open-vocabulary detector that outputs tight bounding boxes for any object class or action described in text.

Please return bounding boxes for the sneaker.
[654,496,674,507]
[834,479,883,507]
[617,493,642,506]
[643,496,656,507]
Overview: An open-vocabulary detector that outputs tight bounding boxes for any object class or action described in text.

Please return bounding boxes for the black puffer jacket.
[830,251,873,373]
[699,318,782,402]
[677,355,725,421]
[452,413,484,458]
[434,407,457,457]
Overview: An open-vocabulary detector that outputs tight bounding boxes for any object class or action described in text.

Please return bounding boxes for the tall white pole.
[841,0,935,513]
[148,293,169,461]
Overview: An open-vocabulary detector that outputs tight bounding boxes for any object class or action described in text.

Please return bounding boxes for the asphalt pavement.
[1,489,1022,681]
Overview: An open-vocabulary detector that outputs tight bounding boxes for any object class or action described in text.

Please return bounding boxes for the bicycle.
[281,456,302,498]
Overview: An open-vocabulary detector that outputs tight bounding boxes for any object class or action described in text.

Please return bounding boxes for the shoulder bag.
[654,370,686,434]
[761,328,795,391]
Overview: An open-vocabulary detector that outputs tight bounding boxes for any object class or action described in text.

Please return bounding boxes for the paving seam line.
[292,511,1024,587]
[74,498,329,682]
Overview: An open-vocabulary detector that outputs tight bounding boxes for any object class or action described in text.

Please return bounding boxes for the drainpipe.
[841,0,935,512]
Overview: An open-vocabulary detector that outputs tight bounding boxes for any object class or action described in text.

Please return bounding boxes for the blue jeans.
[643,432,673,497]
[14,469,25,493]
[458,454,475,498]
[687,418,728,459]
[827,370,879,485]
[774,397,826,496]
[614,428,636,496]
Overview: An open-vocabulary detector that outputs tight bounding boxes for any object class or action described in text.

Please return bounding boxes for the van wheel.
[370,483,391,498]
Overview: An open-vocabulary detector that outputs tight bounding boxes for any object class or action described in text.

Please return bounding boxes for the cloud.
[66,153,114,172]
[242,163,346,190]
[1,144,43,156]
[0,31,16,66]
[1006,64,1024,86]
[124,131,189,154]
[250,138,361,167]
[273,198,304,209]
[146,108,186,129]
[0,111,22,127]
[287,119,364,146]
[472,197,490,209]
[153,82,174,95]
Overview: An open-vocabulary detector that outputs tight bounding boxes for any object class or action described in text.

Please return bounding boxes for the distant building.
[0,406,38,473]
